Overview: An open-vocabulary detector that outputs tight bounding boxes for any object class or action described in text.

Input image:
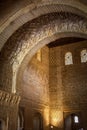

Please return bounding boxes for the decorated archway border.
[0,13,87,93]
[0,0,87,50]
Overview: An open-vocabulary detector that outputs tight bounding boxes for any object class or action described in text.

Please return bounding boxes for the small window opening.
[74,116,79,123]
[81,49,87,63]
[37,49,42,62]
[65,52,73,65]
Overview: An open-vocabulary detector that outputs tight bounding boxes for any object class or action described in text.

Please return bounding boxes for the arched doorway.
[33,113,43,130]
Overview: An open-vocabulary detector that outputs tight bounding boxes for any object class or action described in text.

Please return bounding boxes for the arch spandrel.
[0,13,87,93]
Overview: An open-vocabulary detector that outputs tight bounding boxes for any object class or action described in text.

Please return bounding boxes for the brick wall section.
[49,41,87,130]
[20,46,49,130]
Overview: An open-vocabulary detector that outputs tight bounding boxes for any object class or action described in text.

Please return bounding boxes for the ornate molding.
[3,13,87,65]
[0,13,87,92]
[0,90,20,105]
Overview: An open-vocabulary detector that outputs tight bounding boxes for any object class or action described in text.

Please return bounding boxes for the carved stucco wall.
[21,46,49,103]
[0,0,87,50]
[0,13,87,93]
[0,89,20,130]
[20,46,49,130]
[49,40,87,129]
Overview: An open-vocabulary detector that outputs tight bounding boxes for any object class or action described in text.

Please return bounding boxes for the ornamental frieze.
[0,90,20,105]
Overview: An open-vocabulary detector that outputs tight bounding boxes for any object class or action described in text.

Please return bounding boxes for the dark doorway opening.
[64,113,83,130]
[33,113,43,130]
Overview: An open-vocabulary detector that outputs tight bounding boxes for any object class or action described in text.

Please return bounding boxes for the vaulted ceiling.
[48,37,86,48]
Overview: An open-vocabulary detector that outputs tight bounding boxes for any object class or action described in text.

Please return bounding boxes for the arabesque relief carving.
[0,90,20,105]
[0,13,87,92]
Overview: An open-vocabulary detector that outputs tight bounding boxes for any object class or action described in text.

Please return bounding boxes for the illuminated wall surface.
[21,46,50,130]
[0,0,87,130]
[49,41,87,129]
[17,41,87,130]
[50,110,63,127]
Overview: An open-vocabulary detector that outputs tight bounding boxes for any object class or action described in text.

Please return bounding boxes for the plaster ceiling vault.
[0,1,87,94]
